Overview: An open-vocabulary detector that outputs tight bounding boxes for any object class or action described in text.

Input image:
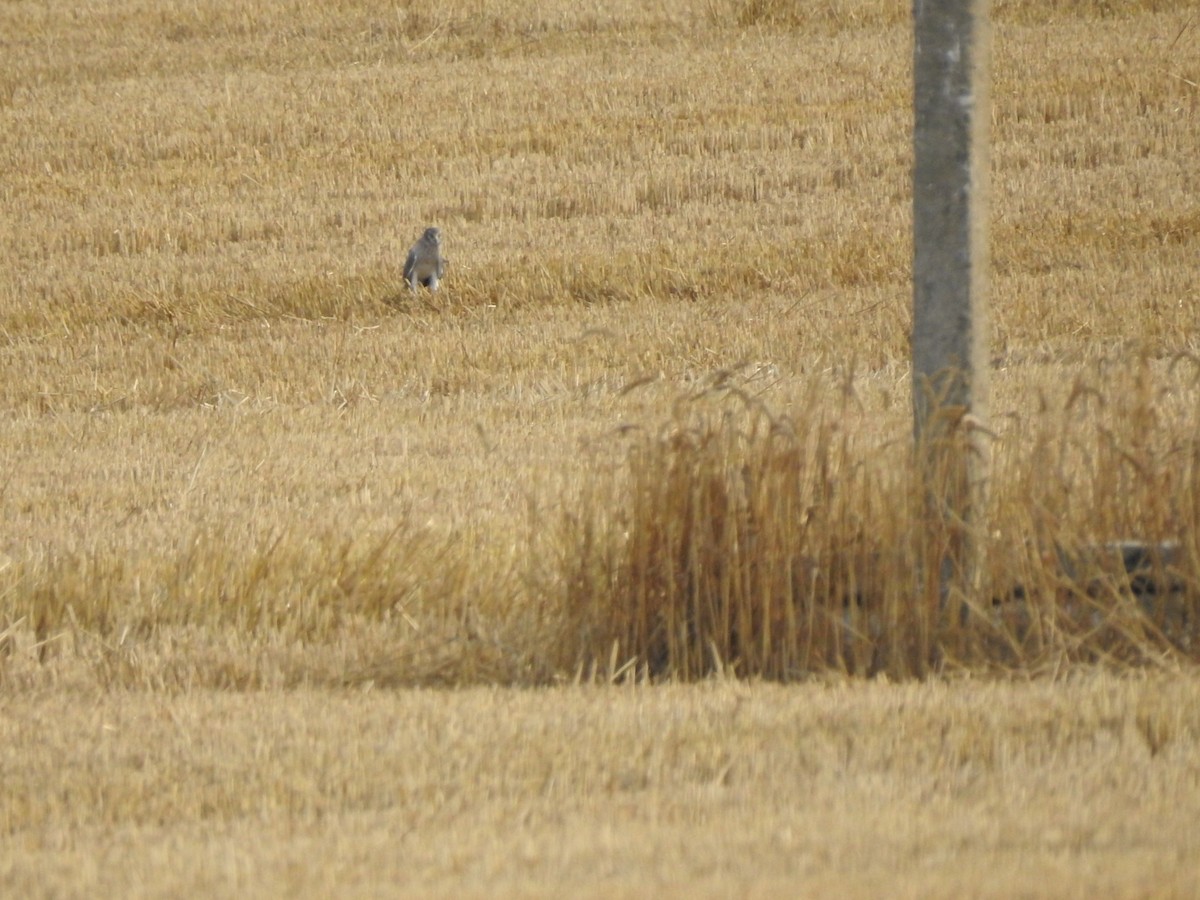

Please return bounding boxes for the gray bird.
[403,226,446,292]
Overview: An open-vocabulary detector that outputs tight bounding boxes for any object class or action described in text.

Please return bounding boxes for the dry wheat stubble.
[0,0,1197,676]
[0,677,1198,896]
[0,1,1198,896]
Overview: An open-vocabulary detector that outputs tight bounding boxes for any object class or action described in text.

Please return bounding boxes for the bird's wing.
[403,246,417,279]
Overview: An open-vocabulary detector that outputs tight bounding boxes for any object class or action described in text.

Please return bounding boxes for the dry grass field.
[2,0,1199,894]
[3,676,1199,898]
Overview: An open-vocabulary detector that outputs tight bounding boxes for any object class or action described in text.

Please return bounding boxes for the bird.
[403,226,446,292]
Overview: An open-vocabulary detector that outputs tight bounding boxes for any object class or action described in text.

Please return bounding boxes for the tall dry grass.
[1,0,1198,688]
[558,358,1200,682]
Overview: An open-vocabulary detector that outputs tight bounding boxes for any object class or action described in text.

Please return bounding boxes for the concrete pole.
[912,0,991,609]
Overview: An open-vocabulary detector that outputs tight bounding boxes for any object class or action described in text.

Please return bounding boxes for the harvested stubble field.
[2,0,1199,895]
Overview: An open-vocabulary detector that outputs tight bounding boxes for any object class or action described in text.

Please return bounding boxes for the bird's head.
[423,227,442,246]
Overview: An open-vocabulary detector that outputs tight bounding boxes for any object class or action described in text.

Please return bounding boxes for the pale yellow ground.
[3,674,1198,898]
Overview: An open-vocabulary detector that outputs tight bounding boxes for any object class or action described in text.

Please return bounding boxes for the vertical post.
[912,0,991,614]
